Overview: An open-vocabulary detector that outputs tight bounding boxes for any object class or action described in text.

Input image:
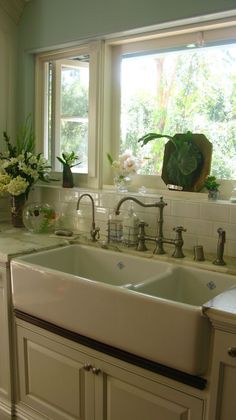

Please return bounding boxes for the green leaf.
[138,133,175,147]
[57,156,65,165]
[107,153,114,165]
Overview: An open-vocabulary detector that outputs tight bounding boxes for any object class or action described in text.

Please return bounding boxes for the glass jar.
[23,202,57,233]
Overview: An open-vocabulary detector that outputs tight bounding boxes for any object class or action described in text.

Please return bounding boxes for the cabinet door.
[16,325,95,420]
[94,358,204,420]
[209,329,236,420]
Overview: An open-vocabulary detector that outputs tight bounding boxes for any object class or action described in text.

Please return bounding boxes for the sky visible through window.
[121,43,236,180]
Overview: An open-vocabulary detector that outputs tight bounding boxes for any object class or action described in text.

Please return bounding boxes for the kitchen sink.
[11,243,236,376]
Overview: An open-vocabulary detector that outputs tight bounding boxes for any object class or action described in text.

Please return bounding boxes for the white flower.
[111,150,141,176]
[0,174,11,185]
[7,176,29,196]
[0,174,12,193]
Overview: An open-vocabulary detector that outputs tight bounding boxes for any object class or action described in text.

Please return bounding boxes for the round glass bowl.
[23,202,57,233]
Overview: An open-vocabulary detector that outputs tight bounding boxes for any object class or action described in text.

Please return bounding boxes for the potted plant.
[204,175,220,200]
[138,131,212,192]
[57,152,81,188]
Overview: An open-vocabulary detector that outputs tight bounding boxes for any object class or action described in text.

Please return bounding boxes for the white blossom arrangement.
[107,150,141,179]
[0,120,51,198]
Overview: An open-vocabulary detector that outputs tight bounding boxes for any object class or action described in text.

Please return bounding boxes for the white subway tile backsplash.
[35,186,236,258]
[171,201,200,219]
[227,240,236,258]
[200,202,230,222]
[230,204,236,223]
[182,218,213,237]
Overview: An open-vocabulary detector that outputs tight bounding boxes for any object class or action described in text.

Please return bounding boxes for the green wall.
[17,0,236,121]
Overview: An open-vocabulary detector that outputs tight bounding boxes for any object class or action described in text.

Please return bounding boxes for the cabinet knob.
[83,363,92,371]
[228,347,236,357]
[92,367,101,375]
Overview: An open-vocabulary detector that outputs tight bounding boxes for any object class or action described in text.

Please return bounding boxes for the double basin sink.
[11,243,236,376]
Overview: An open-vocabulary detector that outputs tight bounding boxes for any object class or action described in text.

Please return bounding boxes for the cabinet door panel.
[106,376,189,420]
[97,359,203,420]
[17,326,94,420]
[209,329,236,420]
[217,363,236,419]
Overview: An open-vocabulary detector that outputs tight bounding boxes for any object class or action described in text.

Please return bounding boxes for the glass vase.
[10,194,26,228]
[113,175,131,193]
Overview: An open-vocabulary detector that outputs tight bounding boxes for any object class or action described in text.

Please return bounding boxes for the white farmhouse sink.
[11,243,236,376]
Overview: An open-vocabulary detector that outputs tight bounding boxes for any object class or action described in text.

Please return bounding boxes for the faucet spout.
[77,193,100,242]
[115,196,166,215]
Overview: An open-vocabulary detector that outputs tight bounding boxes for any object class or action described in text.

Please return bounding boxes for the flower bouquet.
[0,117,51,226]
[107,150,141,192]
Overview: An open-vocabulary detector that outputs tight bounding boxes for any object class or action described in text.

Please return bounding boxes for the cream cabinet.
[15,319,205,420]
[0,264,13,419]
[208,318,236,420]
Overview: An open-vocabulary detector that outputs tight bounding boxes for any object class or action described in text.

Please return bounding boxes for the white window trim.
[35,40,104,189]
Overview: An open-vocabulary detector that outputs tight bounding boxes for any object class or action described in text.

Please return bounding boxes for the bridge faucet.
[213,227,226,266]
[76,193,100,242]
[115,195,186,258]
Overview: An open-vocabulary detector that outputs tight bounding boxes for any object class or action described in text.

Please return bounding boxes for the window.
[109,21,236,187]
[36,17,236,192]
[35,41,102,188]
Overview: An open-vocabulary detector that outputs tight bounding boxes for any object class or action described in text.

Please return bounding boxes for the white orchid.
[107,150,141,177]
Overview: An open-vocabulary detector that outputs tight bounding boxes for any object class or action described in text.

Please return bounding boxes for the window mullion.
[52,61,62,171]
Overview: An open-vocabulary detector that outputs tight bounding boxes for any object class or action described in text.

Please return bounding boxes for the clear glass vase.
[113,174,131,193]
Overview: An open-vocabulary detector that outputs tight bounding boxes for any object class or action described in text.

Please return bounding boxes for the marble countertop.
[0,223,71,263]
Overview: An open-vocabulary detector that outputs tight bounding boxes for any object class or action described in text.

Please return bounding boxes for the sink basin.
[131,265,236,306]
[11,243,236,376]
[11,243,170,286]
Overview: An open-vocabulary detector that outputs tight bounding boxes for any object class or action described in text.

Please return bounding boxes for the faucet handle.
[172,226,186,258]
[173,225,187,234]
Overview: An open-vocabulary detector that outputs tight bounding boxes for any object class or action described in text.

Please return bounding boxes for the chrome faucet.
[76,193,100,242]
[213,227,226,266]
[115,195,186,258]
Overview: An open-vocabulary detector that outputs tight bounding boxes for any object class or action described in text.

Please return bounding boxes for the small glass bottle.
[108,212,123,242]
[122,204,140,246]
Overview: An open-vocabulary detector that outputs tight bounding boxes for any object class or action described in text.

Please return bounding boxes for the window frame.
[104,18,236,193]
[35,41,104,189]
[53,58,89,173]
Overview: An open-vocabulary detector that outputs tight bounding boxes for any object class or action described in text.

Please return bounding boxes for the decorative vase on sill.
[113,174,132,193]
[57,152,81,189]
[107,151,141,193]
[62,164,74,188]
[10,194,26,228]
